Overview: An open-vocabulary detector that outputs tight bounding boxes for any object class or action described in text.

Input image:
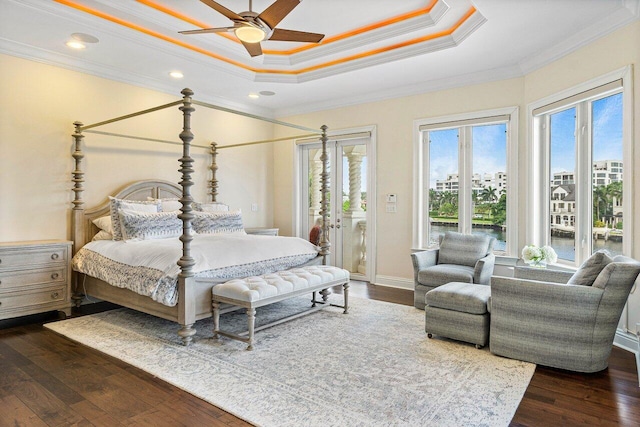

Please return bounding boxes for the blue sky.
[550,92,623,176]
[428,124,506,188]
[427,92,623,188]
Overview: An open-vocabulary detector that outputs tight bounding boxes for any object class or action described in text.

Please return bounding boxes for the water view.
[430,224,622,262]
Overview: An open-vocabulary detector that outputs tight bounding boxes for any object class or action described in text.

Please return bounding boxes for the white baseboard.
[373,275,414,290]
[613,328,639,387]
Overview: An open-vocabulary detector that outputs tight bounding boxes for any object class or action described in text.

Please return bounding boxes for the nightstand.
[245,227,279,236]
[0,240,73,320]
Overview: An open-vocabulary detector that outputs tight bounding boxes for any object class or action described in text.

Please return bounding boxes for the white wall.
[273,20,640,329]
[0,54,275,243]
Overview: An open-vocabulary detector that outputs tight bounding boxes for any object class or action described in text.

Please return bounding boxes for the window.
[530,68,631,266]
[413,108,518,255]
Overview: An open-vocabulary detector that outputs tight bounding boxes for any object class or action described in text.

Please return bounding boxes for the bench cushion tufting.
[212,265,350,303]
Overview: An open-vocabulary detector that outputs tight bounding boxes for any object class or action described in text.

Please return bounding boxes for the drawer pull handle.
[51,292,59,299]
[51,273,59,280]
[51,253,60,260]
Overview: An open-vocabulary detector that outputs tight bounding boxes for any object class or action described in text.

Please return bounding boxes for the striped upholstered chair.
[411,231,496,310]
[490,254,640,373]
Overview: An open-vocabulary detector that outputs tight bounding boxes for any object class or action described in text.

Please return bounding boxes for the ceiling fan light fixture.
[235,25,266,43]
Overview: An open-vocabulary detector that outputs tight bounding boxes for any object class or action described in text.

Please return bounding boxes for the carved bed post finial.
[177,88,196,345]
[209,142,218,202]
[319,125,331,265]
[72,121,85,211]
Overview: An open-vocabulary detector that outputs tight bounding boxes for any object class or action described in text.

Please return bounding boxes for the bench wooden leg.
[247,308,256,351]
[312,291,317,307]
[343,282,349,314]
[212,301,220,339]
[320,288,329,303]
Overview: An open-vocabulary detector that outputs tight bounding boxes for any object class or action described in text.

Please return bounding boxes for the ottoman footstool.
[424,281,491,349]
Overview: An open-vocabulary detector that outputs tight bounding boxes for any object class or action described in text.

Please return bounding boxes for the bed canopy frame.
[70,88,331,345]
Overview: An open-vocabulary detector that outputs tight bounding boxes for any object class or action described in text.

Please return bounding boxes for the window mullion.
[459,127,472,234]
[575,102,591,264]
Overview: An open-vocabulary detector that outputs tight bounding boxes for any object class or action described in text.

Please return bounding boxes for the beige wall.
[274,21,640,330]
[0,54,275,243]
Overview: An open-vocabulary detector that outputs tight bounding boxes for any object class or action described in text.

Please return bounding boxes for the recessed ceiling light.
[65,40,86,49]
[259,91,276,96]
[248,93,260,99]
[169,71,184,79]
[71,33,99,43]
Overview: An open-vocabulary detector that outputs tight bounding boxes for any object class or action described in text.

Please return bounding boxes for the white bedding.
[73,234,319,307]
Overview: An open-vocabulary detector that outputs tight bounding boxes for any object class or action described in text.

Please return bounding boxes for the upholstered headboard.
[72,180,182,253]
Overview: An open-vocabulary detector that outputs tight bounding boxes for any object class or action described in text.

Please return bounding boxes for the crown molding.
[263,0,450,67]
[273,64,523,118]
[518,0,640,75]
[256,10,487,84]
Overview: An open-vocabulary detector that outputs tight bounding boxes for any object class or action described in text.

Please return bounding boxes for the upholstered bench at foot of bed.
[424,281,491,349]
[211,265,350,350]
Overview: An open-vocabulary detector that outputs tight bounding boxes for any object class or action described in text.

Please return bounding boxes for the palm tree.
[480,186,497,204]
[593,185,609,222]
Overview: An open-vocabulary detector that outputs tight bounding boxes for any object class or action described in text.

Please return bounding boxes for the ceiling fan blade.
[200,0,244,21]
[241,40,263,57]
[258,0,300,29]
[269,28,324,43]
[179,27,234,35]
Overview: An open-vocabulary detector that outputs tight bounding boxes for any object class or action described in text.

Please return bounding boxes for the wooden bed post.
[319,125,331,266]
[71,121,85,307]
[177,88,197,345]
[209,142,218,202]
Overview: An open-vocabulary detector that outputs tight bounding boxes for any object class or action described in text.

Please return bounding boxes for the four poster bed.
[70,88,332,345]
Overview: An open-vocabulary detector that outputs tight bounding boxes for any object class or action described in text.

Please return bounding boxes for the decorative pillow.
[109,197,161,241]
[147,197,183,213]
[192,210,245,235]
[92,230,113,241]
[118,210,182,241]
[92,215,113,234]
[567,250,613,286]
[194,202,230,212]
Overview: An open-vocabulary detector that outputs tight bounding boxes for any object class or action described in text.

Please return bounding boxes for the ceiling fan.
[179,0,325,57]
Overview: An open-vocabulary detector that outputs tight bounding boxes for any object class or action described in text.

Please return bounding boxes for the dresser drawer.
[0,246,67,269]
[0,266,66,291]
[0,285,67,312]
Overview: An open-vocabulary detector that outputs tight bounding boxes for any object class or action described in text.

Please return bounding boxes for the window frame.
[412,107,519,255]
[527,66,633,266]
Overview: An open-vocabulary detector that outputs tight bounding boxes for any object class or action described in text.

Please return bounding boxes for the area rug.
[45,296,535,427]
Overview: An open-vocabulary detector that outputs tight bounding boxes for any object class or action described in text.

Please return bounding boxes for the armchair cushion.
[417,264,474,288]
[567,250,613,286]
[438,232,494,267]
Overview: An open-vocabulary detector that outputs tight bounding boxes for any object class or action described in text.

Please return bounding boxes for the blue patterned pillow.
[194,202,230,212]
[109,197,161,241]
[118,210,182,241]
[193,210,245,235]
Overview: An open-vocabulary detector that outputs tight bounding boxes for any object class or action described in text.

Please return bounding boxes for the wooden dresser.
[0,240,73,320]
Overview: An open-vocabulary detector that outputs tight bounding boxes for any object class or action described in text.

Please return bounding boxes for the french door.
[298,134,373,281]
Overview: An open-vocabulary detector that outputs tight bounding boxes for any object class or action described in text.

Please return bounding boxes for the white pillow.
[194,201,230,212]
[118,210,183,242]
[192,210,245,235]
[92,215,113,234]
[147,197,183,213]
[109,197,161,241]
[92,230,113,241]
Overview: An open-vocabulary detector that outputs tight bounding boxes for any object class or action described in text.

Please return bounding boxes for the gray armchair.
[490,254,640,373]
[411,232,496,309]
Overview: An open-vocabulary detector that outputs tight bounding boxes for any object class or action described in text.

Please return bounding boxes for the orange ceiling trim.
[137,0,439,56]
[53,0,260,72]
[262,6,477,75]
[54,0,475,77]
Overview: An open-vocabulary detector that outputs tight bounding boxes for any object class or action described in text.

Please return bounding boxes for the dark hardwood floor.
[1,283,638,426]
